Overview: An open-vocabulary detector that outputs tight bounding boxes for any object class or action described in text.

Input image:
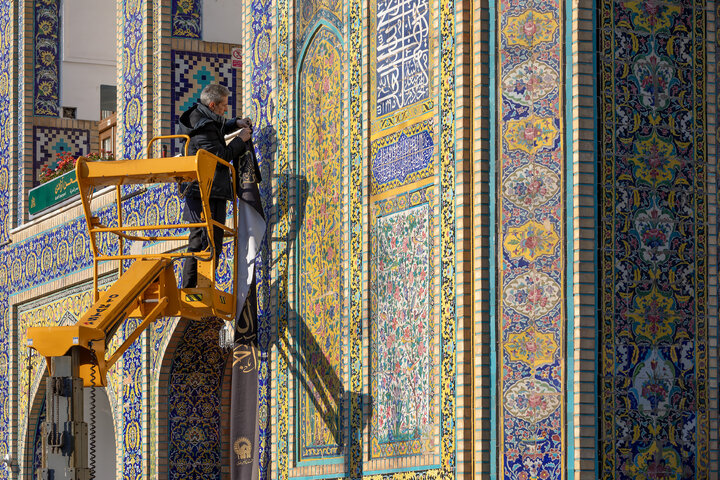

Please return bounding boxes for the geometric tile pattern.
[498,2,565,479]
[370,190,433,458]
[171,0,201,38]
[33,0,60,116]
[170,51,236,155]
[167,318,227,479]
[297,26,345,460]
[599,1,709,477]
[32,126,90,185]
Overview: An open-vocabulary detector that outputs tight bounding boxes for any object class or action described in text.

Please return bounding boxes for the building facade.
[0,0,718,478]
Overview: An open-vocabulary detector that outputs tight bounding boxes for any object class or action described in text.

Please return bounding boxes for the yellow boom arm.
[27,137,238,386]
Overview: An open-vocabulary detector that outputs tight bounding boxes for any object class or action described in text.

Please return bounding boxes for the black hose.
[88,343,98,479]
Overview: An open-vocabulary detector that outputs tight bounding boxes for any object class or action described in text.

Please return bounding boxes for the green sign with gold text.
[28,170,79,216]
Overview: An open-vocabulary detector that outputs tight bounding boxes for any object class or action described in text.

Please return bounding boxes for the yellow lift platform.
[26,136,239,388]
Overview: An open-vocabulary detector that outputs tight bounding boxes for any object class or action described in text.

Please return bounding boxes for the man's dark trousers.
[181,195,227,288]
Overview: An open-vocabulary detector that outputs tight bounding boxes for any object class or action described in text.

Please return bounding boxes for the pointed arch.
[23,370,47,478]
[294,24,347,462]
[158,317,231,479]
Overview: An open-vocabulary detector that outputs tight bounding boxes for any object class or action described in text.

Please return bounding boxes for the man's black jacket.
[177,102,248,200]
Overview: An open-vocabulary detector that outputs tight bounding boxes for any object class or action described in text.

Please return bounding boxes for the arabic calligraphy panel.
[374,0,430,121]
[370,118,435,195]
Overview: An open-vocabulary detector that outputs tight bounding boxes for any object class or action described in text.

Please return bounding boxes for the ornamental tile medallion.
[503,270,561,320]
[505,327,558,368]
[504,378,562,423]
[499,0,564,478]
[503,10,558,47]
[600,0,709,477]
[503,220,560,262]
[503,164,560,209]
[502,60,559,107]
[504,115,560,155]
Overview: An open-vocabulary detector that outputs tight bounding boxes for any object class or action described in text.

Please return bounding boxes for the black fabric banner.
[230,142,265,479]
[230,278,259,479]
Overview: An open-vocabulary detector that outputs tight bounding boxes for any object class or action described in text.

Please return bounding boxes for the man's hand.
[239,128,252,142]
[236,117,253,133]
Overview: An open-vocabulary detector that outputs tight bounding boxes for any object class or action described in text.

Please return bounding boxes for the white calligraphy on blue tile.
[376,0,429,117]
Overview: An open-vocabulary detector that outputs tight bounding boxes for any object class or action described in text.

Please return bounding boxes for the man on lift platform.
[177,83,260,288]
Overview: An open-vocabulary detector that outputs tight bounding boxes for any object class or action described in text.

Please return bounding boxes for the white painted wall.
[202,0,243,44]
[61,0,116,121]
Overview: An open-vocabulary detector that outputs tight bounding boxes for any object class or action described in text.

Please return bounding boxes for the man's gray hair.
[200,84,230,106]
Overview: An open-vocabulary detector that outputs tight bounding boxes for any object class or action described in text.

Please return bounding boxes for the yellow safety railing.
[27,137,241,386]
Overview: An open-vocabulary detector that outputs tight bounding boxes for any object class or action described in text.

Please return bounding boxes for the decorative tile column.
[496,2,565,478]
[600,0,710,477]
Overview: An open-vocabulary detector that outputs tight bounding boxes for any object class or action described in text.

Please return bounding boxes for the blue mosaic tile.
[0,0,11,244]
[122,317,143,479]
[167,318,226,479]
[250,0,274,473]
[120,0,145,160]
[172,0,202,39]
[34,0,60,116]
